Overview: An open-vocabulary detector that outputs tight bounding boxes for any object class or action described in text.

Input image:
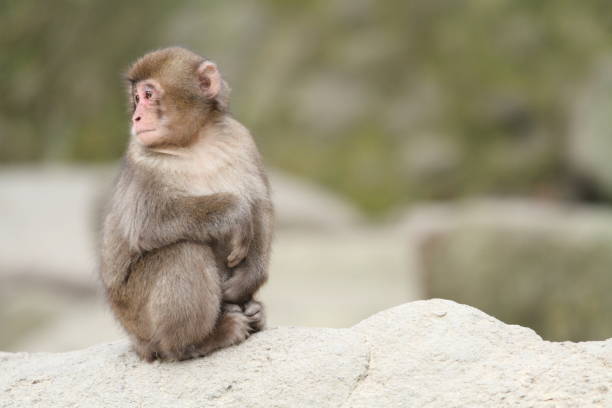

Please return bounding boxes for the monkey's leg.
[145,242,222,361]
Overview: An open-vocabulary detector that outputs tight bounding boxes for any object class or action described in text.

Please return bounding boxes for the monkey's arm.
[187,193,254,268]
[221,202,273,304]
[138,192,253,266]
[225,212,254,268]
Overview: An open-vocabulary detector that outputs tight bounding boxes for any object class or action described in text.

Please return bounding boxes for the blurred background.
[1,0,612,352]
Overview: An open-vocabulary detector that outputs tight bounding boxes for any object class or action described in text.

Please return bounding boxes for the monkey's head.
[125,47,230,148]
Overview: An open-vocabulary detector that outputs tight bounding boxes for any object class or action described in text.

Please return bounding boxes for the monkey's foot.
[222,300,265,332]
[243,300,266,332]
[222,302,242,313]
[132,338,162,362]
[190,308,253,358]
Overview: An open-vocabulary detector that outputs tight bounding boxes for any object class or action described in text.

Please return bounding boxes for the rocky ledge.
[1,299,610,407]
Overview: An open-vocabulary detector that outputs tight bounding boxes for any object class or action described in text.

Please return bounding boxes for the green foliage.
[2,1,612,213]
[0,0,179,161]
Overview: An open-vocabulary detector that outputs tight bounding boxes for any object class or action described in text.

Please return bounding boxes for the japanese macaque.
[99,47,273,362]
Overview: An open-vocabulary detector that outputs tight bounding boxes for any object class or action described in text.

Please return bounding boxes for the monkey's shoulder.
[179,137,267,198]
[182,159,268,200]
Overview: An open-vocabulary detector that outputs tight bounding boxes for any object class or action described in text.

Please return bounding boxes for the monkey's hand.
[226,223,252,268]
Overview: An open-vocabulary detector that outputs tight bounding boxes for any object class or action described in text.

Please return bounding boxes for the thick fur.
[99,47,273,361]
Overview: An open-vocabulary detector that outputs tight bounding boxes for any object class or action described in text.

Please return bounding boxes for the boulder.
[402,200,612,341]
[1,300,610,407]
[569,57,612,198]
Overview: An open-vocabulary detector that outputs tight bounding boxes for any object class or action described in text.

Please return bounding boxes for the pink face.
[131,81,165,146]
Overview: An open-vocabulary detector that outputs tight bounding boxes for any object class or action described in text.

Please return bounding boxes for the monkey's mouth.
[136,129,157,135]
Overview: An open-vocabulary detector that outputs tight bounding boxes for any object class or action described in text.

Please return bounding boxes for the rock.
[0,165,109,287]
[0,300,610,407]
[268,171,364,231]
[569,57,612,198]
[261,227,420,329]
[401,199,612,341]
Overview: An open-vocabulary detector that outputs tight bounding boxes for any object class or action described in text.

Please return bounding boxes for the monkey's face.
[126,47,228,149]
[131,80,168,146]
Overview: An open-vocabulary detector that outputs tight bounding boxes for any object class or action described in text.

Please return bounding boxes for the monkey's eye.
[134,94,140,103]
[145,90,152,99]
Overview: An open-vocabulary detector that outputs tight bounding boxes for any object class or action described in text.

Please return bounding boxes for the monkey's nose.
[134,116,141,122]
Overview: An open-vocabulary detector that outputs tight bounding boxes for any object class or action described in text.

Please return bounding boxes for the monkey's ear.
[197,61,222,99]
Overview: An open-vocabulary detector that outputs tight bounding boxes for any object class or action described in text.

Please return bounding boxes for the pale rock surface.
[1,300,610,407]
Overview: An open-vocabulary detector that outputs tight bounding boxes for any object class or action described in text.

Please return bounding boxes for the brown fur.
[99,47,273,362]
[125,47,230,148]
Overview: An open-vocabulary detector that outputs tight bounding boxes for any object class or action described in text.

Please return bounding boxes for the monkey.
[98,47,274,362]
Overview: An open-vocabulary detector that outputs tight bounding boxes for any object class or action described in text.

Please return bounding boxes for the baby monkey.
[99,47,273,362]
